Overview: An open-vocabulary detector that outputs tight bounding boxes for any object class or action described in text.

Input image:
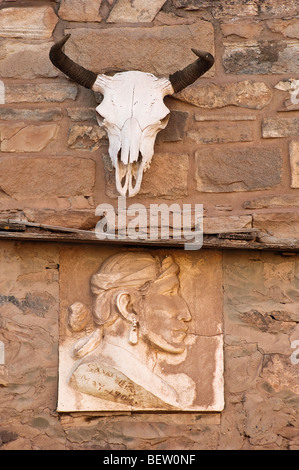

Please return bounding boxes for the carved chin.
[115,154,146,198]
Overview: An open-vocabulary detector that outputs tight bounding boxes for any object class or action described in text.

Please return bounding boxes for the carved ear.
[116,293,132,321]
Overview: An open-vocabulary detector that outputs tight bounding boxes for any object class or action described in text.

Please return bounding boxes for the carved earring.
[129,316,138,345]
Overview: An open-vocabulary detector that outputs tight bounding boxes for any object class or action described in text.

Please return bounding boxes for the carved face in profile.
[138,266,191,354]
[70,252,192,359]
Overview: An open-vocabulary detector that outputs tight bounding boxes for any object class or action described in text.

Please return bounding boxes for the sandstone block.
[238,310,298,334]
[253,211,299,239]
[69,196,95,210]
[155,11,196,26]
[0,6,58,39]
[261,355,299,395]
[64,23,215,77]
[58,0,103,22]
[140,153,189,198]
[221,22,263,40]
[203,215,252,233]
[188,121,253,144]
[23,208,99,230]
[275,79,299,112]
[68,124,107,150]
[173,0,299,18]
[262,117,299,138]
[290,141,299,188]
[225,345,262,393]
[0,242,60,414]
[0,40,58,79]
[195,147,282,192]
[195,114,256,122]
[174,81,272,109]
[156,110,188,143]
[0,156,95,201]
[258,0,299,16]
[223,250,299,352]
[267,19,299,39]
[223,41,299,74]
[67,108,97,122]
[105,153,189,199]
[243,195,299,210]
[0,108,62,121]
[0,124,59,153]
[173,0,258,16]
[4,83,78,104]
[214,204,233,212]
[107,0,167,23]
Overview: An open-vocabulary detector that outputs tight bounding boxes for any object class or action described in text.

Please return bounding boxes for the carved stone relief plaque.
[58,247,224,412]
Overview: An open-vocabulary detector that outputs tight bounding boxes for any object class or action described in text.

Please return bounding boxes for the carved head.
[70,252,191,358]
[50,35,214,197]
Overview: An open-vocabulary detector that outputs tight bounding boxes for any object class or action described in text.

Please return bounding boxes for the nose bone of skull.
[116,117,143,197]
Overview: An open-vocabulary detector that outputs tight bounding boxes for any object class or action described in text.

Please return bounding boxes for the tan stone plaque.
[58,247,224,412]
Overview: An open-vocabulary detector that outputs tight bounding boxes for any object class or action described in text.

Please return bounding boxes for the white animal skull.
[93,72,173,196]
[50,35,214,197]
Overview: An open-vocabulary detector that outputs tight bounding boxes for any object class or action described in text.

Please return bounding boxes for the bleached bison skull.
[50,35,214,197]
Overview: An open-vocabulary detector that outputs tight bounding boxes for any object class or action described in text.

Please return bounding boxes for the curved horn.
[49,34,97,89]
[169,49,214,94]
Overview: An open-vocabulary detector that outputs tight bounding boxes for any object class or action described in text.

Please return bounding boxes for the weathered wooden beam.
[0,221,26,232]
[0,219,297,251]
[0,227,298,251]
[7,220,258,236]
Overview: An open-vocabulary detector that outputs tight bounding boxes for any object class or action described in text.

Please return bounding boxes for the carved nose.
[176,298,192,322]
[121,118,142,165]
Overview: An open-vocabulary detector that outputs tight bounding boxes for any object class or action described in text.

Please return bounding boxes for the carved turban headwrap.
[90,252,179,328]
[71,252,180,358]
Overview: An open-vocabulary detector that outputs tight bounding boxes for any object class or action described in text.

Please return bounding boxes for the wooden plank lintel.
[0,229,298,252]
[0,222,26,232]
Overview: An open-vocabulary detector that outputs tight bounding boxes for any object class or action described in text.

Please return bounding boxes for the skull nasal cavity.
[117,151,142,188]
[120,118,142,165]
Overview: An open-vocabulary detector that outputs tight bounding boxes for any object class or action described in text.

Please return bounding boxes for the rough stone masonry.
[0,0,298,450]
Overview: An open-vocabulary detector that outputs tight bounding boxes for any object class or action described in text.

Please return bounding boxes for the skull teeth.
[116,153,144,197]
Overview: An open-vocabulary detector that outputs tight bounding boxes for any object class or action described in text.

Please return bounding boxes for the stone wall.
[0,0,298,237]
[0,242,298,450]
[0,0,298,451]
